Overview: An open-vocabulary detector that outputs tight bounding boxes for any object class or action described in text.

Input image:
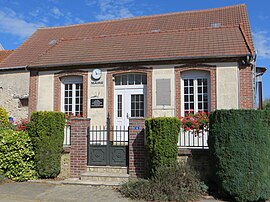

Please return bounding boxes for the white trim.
[181,71,210,116]
[61,76,83,115]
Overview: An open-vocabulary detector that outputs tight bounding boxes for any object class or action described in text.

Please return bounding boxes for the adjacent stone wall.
[0,71,29,121]
[178,149,211,183]
[129,118,146,178]
[70,118,90,178]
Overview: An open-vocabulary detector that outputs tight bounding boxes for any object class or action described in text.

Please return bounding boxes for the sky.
[0,0,269,100]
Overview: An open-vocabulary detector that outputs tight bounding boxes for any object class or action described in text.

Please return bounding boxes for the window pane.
[184,95,188,102]
[122,75,127,85]
[203,86,208,93]
[128,74,135,85]
[142,75,147,84]
[184,87,188,94]
[115,76,121,85]
[190,87,194,94]
[135,74,141,84]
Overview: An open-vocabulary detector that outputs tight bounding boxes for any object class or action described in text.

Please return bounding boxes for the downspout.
[247,53,257,109]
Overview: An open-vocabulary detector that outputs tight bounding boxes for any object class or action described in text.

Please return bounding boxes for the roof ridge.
[37,4,246,30]
[59,25,240,41]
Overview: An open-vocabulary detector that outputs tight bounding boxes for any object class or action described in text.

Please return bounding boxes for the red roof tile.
[0,4,254,69]
[0,50,14,63]
[29,26,250,67]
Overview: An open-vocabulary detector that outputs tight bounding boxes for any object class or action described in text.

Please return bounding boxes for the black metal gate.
[87,114,129,166]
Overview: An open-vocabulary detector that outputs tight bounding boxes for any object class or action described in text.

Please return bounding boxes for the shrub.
[208,110,270,202]
[120,162,203,202]
[27,111,66,178]
[0,129,36,181]
[0,107,9,125]
[145,117,180,177]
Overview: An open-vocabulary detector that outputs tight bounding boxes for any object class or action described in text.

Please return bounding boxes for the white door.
[114,88,145,130]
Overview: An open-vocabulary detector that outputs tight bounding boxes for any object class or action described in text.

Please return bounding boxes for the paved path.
[0,182,131,202]
[0,181,225,202]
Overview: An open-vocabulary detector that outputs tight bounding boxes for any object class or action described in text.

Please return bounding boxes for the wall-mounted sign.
[90,98,104,108]
[91,80,104,85]
[133,126,141,130]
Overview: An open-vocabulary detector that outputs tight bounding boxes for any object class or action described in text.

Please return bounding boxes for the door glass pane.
[117,95,122,118]
[131,94,144,117]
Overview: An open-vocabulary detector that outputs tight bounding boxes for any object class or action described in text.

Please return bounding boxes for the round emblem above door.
[92,69,102,80]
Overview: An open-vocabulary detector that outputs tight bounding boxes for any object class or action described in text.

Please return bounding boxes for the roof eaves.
[0,65,28,72]
[28,54,252,70]
[239,24,254,55]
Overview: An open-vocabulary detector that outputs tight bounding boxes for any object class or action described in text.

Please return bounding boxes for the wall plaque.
[90,98,104,108]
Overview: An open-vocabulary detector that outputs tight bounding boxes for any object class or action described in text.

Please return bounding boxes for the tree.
[263,98,270,110]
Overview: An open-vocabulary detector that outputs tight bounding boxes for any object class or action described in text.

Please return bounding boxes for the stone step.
[80,172,129,184]
[86,166,128,174]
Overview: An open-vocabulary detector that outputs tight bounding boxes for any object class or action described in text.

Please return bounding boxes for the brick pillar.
[70,118,90,178]
[129,118,146,178]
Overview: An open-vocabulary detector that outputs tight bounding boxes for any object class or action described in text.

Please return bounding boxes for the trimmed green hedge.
[0,129,36,181]
[28,111,66,178]
[145,117,180,177]
[208,110,270,202]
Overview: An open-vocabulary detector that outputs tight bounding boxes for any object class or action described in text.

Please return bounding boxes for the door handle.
[126,113,129,118]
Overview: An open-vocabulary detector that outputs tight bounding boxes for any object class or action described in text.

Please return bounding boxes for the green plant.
[0,107,9,125]
[263,98,270,110]
[208,109,270,202]
[27,111,66,178]
[120,162,203,202]
[145,117,180,177]
[0,129,36,181]
[181,111,210,133]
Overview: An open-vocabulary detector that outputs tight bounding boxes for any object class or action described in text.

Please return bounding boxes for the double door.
[114,87,146,130]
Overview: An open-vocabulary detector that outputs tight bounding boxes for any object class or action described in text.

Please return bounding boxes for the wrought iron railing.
[88,125,129,146]
[177,128,208,149]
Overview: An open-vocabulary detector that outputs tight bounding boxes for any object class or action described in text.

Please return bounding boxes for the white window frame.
[61,76,83,116]
[181,71,210,116]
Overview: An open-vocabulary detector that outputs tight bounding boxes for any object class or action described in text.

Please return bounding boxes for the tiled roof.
[0,50,13,63]
[30,26,250,67]
[0,4,254,69]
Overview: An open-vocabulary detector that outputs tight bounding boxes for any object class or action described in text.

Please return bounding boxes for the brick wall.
[54,70,88,117]
[175,65,217,117]
[70,118,90,178]
[129,118,146,178]
[28,70,38,119]
[239,65,253,109]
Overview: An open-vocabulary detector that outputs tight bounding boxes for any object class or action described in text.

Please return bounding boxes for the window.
[61,76,83,116]
[115,74,147,86]
[181,71,210,115]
